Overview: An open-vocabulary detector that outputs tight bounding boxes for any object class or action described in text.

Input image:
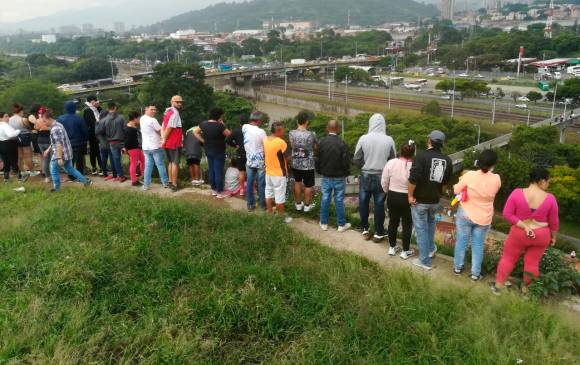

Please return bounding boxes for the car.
[506,76,516,80]
[440,95,451,100]
[517,96,530,102]
[474,74,485,79]
[515,103,528,109]
[458,73,470,77]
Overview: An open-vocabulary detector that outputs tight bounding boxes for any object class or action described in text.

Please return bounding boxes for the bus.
[538,81,550,91]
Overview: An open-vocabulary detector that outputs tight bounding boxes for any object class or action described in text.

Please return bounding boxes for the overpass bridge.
[449,107,580,172]
[67,58,380,98]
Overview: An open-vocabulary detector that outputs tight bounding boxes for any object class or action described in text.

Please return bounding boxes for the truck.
[290,59,306,65]
[217,64,233,72]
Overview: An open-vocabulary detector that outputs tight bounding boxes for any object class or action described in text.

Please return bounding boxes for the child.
[184,126,204,185]
[124,111,145,186]
[224,158,241,196]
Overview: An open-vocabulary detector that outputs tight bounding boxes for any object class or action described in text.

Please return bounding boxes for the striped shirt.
[50,122,73,161]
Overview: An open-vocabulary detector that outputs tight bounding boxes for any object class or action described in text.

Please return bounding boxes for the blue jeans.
[206,152,226,193]
[109,143,125,178]
[50,159,88,191]
[320,177,347,227]
[143,148,169,188]
[359,173,386,235]
[453,207,490,276]
[100,147,111,177]
[411,203,440,267]
[246,166,266,210]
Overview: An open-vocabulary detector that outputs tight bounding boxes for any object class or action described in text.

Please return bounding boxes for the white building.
[169,29,197,40]
[41,34,57,43]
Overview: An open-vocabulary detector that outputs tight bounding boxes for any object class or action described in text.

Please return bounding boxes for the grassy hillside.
[147,0,438,33]
[0,185,579,364]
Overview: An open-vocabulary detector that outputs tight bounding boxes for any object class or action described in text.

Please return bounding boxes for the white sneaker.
[211,190,218,196]
[216,194,228,199]
[388,246,399,256]
[191,180,197,186]
[284,216,293,224]
[320,223,328,231]
[29,171,41,177]
[400,250,415,260]
[295,202,304,211]
[412,258,433,271]
[337,223,351,233]
[429,245,438,258]
[303,203,316,212]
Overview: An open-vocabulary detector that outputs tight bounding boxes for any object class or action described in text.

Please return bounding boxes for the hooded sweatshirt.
[57,101,88,148]
[353,113,396,174]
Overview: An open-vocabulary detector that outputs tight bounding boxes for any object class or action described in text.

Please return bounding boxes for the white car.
[475,74,485,79]
[515,103,528,109]
[440,95,451,100]
[458,73,470,77]
[517,96,530,102]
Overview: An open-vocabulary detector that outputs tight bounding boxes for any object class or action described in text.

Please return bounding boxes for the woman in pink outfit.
[490,168,559,295]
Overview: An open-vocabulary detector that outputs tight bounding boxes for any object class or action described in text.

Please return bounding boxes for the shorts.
[187,158,201,166]
[236,156,247,172]
[165,148,181,164]
[292,168,315,188]
[265,175,287,205]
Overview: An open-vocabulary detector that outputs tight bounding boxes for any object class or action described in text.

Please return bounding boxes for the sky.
[0,0,224,23]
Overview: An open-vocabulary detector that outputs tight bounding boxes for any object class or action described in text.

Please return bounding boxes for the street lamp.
[474,124,481,145]
[451,71,456,119]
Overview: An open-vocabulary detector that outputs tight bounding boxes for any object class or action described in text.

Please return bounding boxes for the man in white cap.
[408,130,453,270]
[162,95,184,191]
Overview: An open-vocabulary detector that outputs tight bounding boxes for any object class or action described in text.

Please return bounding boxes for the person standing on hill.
[83,95,103,175]
[162,95,184,191]
[289,110,317,213]
[264,121,292,223]
[408,130,453,271]
[353,113,396,243]
[243,111,267,211]
[226,114,249,195]
[9,103,35,175]
[57,101,88,179]
[97,102,126,183]
[453,150,501,281]
[43,109,91,192]
[140,105,169,190]
[316,120,351,232]
[184,125,204,186]
[124,111,145,187]
[381,141,416,260]
[0,111,22,182]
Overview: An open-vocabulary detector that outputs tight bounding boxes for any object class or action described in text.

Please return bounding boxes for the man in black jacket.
[83,95,103,175]
[315,120,351,232]
[408,130,453,270]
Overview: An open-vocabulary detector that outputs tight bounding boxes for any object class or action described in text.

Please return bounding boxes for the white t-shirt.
[140,115,162,151]
[242,123,267,168]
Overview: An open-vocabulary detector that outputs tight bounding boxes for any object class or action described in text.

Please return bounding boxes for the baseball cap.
[171,95,184,103]
[428,130,446,145]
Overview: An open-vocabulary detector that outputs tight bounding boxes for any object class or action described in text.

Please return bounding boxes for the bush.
[421,100,442,116]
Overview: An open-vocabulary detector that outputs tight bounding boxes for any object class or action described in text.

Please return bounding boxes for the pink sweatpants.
[495,226,551,285]
[127,148,145,183]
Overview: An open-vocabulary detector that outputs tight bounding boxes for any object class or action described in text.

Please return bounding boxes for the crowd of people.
[0,96,561,295]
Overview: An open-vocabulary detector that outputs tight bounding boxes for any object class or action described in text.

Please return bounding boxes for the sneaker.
[191,180,197,186]
[470,274,483,282]
[239,189,245,196]
[170,184,179,192]
[98,171,106,177]
[211,190,218,196]
[29,171,41,177]
[453,267,463,276]
[216,193,228,199]
[132,181,142,187]
[388,246,399,256]
[44,177,50,183]
[362,230,372,240]
[295,202,304,211]
[83,179,92,187]
[284,216,293,224]
[91,169,98,176]
[117,177,127,183]
[489,282,502,296]
[412,258,433,271]
[104,175,115,181]
[400,250,415,260]
[19,175,29,183]
[337,223,351,233]
[372,234,386,243]
[320,223,329,231]
[429,245,438,258]
[142,186,150,191]
[50,188,60,193]
[163,184,169,189]
[303,203,316,212]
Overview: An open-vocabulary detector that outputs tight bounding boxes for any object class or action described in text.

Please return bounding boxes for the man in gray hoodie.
[96,102,126,182]
[353,113,396,242]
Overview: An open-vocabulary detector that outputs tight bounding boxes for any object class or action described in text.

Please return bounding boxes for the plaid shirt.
[50,122,73,161]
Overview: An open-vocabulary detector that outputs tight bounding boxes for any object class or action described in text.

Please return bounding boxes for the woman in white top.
[0,111,22,181]
[381,141,416,260]
[9,103,34,173]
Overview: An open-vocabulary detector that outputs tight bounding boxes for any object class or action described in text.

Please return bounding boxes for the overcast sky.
[0,0,224,23]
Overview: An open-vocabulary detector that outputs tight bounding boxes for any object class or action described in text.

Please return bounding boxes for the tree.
[510,91,522,103]
[138,62,214,130]
[216,42,242,59]
[74,57,117,81]
[0,79,67,114]
[549,165,580,221]
[558,78,580,103]
[241,38,263,56]
[527,91,542,103]
[545,91,555,102]
[213,91,254,129]
[495,87,505,99]
[421,100,442,116]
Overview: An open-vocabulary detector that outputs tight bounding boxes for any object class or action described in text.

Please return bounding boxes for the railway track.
[263,85,545,124]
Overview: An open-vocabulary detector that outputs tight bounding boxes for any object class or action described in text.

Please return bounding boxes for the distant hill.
[146,0,439,33]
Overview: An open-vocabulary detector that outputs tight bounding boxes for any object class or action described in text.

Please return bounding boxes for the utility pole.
[345,75,349,112]
[25,62,32,79]
[551,82,558,119]
[527,109,531,126]
[109,56,115,81]
[284,72,288,95]
[388,70,392,110]
[451,72,456,119]
[491,96,496,125]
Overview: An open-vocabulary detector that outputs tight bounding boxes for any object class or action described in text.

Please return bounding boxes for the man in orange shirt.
[263,121,292,223]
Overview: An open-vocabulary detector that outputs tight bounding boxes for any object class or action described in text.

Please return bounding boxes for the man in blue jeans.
[139,105,169,190]
[97,103,127,182]
[353,113,396,242]
[242,112,267,211]
[316,120,351,232]
[408,130,453,270]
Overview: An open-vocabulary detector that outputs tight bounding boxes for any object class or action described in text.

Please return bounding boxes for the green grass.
[1,185,579,364]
